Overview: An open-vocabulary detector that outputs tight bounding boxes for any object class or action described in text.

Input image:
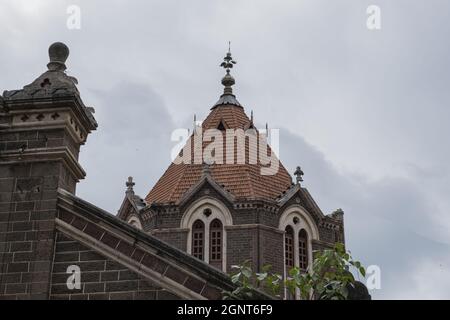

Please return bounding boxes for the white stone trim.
[127,214,143,230]
[279,205,319,299]
[181,197,232,272]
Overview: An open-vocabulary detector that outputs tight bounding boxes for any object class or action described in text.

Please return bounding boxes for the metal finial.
[126,176,135,193]
[251,110,254,123]
[220,45,236,73]
[213,43,242,108]
[220,49,236,96]
[294,166,304,184]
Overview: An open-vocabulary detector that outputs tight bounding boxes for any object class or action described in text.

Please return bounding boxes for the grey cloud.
[77,81,175,212]
[1,0,449,299]
[279,127,450,299]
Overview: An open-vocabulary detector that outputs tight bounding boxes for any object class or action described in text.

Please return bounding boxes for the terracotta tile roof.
[146,104,293,204]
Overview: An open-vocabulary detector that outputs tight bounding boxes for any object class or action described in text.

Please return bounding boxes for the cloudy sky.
[1,0,449,299]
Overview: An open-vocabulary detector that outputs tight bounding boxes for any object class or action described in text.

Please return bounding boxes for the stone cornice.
[150,227,190,234]
[3,96,97,133]
[225,223,285,234]
[311,239,335,249]
[0,147,86,181]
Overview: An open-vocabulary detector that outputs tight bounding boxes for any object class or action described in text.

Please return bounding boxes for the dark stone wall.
[318,226,334,243]
[0,124,82,299]
[225,226,284,275]
[259,228,284,275]
[152,209,182,229]
[152,230,188,252]
[226,226,258,273]
[0,161,64,299]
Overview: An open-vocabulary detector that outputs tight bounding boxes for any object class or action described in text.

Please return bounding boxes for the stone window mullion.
[204,219,210,264]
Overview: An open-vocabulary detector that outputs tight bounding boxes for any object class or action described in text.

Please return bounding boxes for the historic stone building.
[117,49,345,281]
[0,42,344,300]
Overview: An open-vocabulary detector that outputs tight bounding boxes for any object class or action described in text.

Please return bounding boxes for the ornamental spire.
[220,42,236,95]
[294,166,304,185]
[213,42,241,108]
[126,176,135,194]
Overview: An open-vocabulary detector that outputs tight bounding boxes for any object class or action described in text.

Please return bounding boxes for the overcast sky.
[1,0,449,299]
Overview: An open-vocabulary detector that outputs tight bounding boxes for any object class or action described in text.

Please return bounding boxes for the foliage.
[223,243,366,300]
[223,260,283,300]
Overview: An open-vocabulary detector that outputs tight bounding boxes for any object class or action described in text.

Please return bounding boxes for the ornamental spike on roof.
[213,43,241,108]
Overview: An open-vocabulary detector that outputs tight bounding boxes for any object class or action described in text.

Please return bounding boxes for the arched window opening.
[285,226,294,269]
[209,219,223,268]
[299,229,308,271]
[192,220,205,261]
[182,198,233,272]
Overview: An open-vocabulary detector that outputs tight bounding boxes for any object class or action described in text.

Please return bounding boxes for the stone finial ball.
[48,42,70,64]
[221,73,235,87]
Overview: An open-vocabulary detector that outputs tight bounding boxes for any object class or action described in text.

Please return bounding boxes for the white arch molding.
[279,205,319,299]
[181,196,233,272]
[127,215,143,230]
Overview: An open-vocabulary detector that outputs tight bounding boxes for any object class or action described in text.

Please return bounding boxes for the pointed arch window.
[192,220,205,260]
[299,229,308,271]
[209,219,223,267]
[183,199,233,272]
[285,226,294,269]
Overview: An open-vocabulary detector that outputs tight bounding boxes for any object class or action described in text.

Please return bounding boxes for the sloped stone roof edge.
[57,188,272,299]
[56,189,231,283]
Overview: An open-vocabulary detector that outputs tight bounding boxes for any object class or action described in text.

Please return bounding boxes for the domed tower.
[118,47,345,292]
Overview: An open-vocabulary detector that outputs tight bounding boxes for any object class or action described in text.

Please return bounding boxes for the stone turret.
[1,42,97,193]
[0,42,96,299]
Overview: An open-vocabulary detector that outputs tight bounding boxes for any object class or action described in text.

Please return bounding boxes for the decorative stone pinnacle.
[47,42,69,71]
[331,208,344,221]
[219,43,237,96]
[126,176,135,193]
[294,166,304,184]
[202,161,212,177]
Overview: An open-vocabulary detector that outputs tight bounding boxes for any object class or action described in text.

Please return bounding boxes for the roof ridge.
[167,163,189,202]
[231,105,239,128]
[244,165,256,198]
